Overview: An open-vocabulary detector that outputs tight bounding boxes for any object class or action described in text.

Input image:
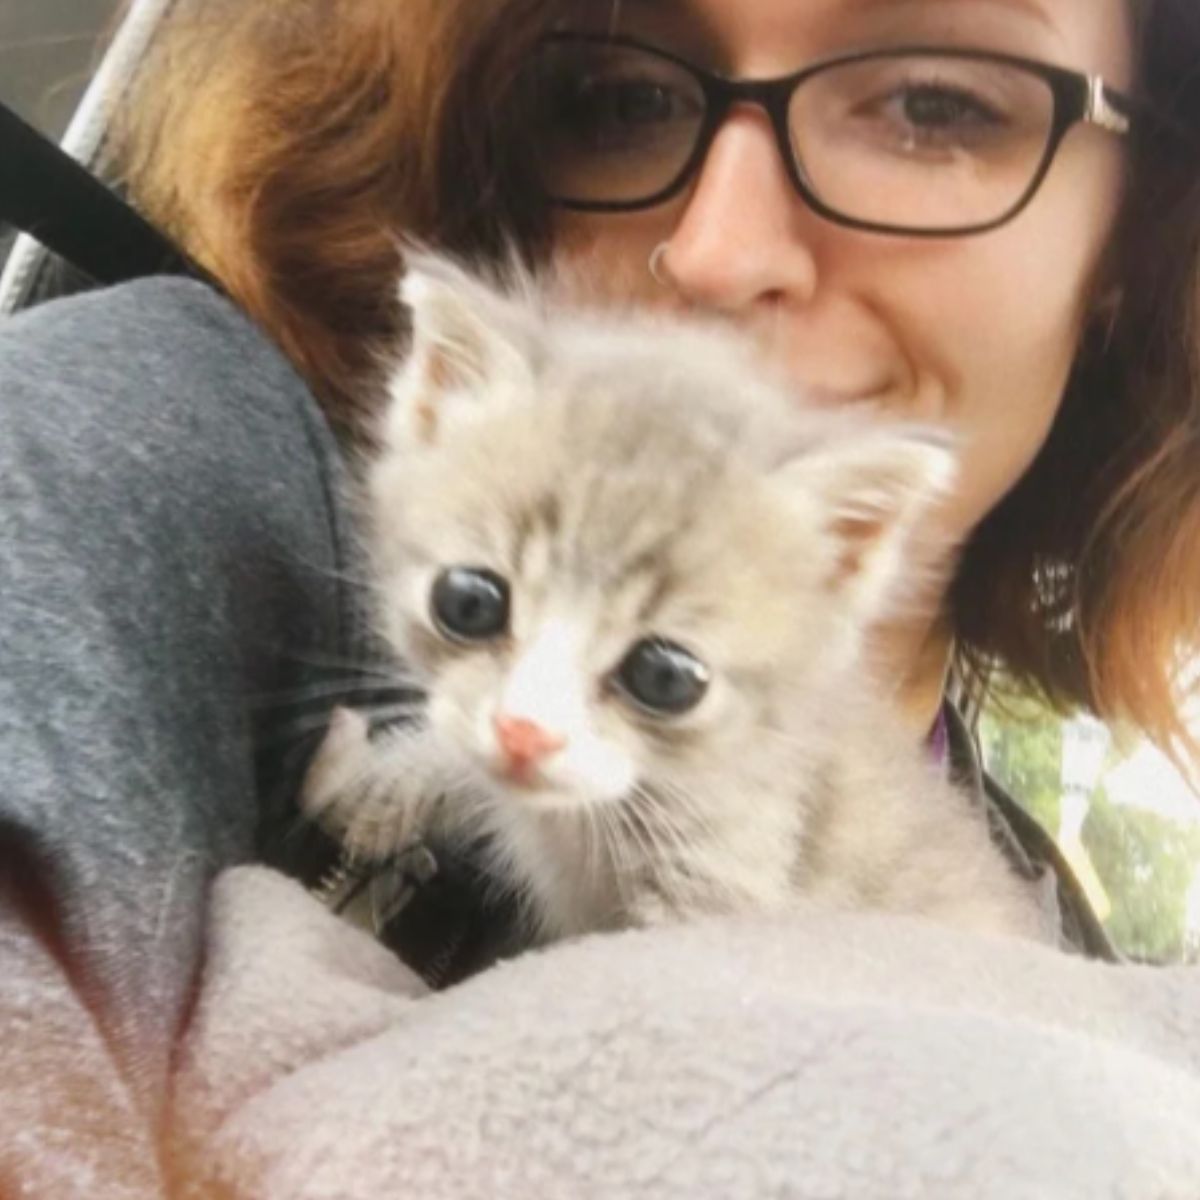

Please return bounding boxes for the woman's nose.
[659,105,822,315]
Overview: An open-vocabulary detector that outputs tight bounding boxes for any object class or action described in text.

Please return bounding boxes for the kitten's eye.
[430,567,510,642]
[614,638,710,716]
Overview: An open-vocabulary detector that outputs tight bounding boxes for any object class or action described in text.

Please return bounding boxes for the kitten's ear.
[775,425,957,619]
[385,250,535,448]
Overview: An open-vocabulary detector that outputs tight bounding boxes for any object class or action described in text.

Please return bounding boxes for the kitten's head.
[367,251,954,815]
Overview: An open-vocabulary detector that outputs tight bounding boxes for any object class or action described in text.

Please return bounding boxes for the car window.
[0,0,123,267]
[980,699,1200,963]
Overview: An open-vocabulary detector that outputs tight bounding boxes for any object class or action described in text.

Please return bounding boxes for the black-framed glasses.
[516,33,1134,237]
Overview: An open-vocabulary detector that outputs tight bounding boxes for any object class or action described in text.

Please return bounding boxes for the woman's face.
[553,0,1133,556]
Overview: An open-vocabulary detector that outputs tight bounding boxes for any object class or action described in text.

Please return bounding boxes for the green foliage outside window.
[978,708,1062,842]
[1082,794,1200,963]
[979,704,1200,964]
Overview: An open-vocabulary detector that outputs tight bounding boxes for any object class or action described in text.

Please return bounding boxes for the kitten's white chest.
[483,804,627,939]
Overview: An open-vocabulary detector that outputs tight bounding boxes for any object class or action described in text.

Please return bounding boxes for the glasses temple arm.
[1087,76,1132,136]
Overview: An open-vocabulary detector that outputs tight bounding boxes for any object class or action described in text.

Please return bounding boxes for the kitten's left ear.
[775,424,957,619]
[385,250,536,448]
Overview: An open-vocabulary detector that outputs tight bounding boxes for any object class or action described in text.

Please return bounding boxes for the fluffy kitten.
[302,252,1048,946]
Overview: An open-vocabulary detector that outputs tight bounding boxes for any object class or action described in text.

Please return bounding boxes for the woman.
[2,0,1198,1192]
[117,0,1200,749]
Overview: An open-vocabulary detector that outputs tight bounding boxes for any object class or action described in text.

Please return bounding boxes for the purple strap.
[927,704,949,766]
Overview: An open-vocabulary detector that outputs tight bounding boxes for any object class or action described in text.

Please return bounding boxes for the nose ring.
[648,241,673,288]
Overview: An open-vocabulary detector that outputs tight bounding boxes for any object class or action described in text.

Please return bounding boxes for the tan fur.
[303,253,1050,946]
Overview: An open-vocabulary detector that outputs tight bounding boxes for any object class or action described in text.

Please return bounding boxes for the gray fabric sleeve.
[0,279,358,1193]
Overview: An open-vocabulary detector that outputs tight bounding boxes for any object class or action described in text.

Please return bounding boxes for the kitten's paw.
[300,706,373,827]
[327,705,372,751]
[300,708,428,863]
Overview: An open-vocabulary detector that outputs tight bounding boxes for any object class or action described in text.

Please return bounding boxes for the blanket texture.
[164,866,1200,1199]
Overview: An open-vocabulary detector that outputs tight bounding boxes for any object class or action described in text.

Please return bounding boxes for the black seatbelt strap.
[0,99,208,287]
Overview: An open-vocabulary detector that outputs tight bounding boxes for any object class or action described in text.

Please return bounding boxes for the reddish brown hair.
[112,0,1200,767]
[113,0,553,434]
[952,0,1200,767]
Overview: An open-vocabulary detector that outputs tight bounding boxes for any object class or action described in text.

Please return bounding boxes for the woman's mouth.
[799,384,889,409]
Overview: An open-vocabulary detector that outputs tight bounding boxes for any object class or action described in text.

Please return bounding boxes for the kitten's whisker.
[282,545,380,593]
[249,686,427,710]
[753,724,815,749]
[594,803,622,887]
[640,778,720,847]
[627,787,671,861]
[659,789,771,913]
[669,781,731,849]
[601,803,645,913]
[581,801,604,889]
[611,800,644,882]
[248,679,425,709]
[634,789,697,887]
[318,563,377,590]
[607,797,649,879]
[625,787,681,878]
[633,780,740,911]
[258,702,425,751]
[627,794,692,912]
[276,646,412,681]
[353,699,428,726]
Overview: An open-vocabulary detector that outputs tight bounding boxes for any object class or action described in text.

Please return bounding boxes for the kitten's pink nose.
[492,714,566,781]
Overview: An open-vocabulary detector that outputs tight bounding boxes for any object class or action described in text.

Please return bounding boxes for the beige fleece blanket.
[165,865,1200,1199]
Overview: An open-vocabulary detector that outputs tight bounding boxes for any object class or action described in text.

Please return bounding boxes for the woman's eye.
[559,75,698,146]
[430,567,510,642]
[862,83,1009,153]
[614,638,710,717]
[894,84,1003,132]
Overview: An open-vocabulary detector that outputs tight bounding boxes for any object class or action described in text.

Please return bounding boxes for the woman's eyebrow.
[840,0,1059,35]
[589,0,1065,55]
[595,0,1061,35]
[619,0,1060,26]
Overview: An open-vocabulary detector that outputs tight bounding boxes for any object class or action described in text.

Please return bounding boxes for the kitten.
[302,252,1049,947]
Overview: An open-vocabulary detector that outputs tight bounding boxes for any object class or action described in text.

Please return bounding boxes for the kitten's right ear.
[384,250,535,449]
[773,423,958,622]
